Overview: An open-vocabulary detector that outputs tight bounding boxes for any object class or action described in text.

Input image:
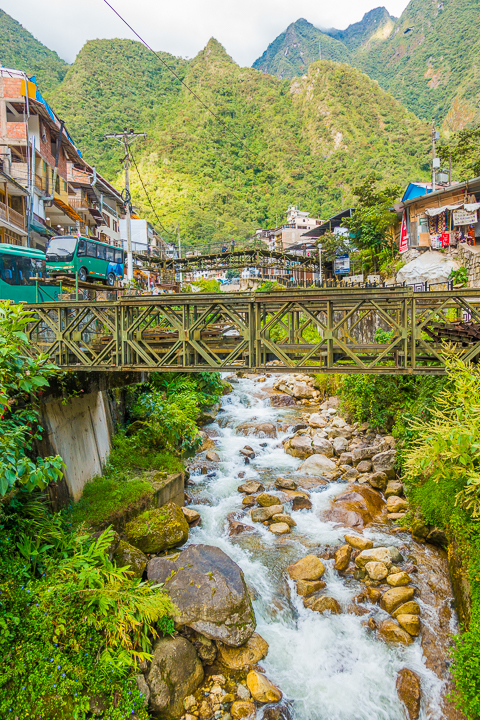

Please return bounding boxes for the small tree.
[316,231,351,262]
[438,124,480,180]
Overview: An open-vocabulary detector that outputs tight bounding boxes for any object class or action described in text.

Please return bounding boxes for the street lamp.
[318,243,323,286]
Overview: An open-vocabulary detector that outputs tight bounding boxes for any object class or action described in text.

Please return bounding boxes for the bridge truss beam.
[24,287,480,375]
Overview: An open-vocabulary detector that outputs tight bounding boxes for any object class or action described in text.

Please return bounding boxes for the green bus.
[0,243,60,303]
[46,235,125,286]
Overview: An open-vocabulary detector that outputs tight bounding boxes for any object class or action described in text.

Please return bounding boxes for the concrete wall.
[39,390,113,501]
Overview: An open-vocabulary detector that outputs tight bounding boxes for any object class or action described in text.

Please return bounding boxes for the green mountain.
[0,9,68,91]
[325,7,396,50]
[252,18,350,80]
[355,0,480,128]
[50,38,430,246]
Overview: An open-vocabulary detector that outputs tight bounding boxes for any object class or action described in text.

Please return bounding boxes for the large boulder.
[397,250,459,286]
[332,436,348,455]
[355,547,392,569]
[284,435,313,458]
[378,619,413,645]
[297,453,338,479]
[324,484,387,529]
[308,413,328,428]
[372,450,396,479]
[146,636,204,718]
[112,540,147,578]
[270,394,296,407]
[251,504,283,522]
[236,422,277,439]
[287,555,325,581]
[291,382,315,399]
[125,503,189,554]
[147,545,255,647]
[396,669,421,720]
[351,442,388,464]
[246,671,282,703]
[312,437,334,457]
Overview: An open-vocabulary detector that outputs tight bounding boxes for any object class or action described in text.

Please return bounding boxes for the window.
[114,249,123,263]
[77,238,86,256]
[87,242,97,258]
[97,244,106,260]
[55,174,60,194]
[106,246,115,262]
[46,236,77,262]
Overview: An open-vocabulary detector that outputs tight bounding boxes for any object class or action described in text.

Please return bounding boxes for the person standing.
[231,238,235,252]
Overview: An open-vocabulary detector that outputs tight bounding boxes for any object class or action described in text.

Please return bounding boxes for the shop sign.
[399,212,409,253]
[334,255,350,274]
[453,208,478,226]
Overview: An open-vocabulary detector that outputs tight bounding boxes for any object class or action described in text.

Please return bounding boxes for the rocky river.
[139,373,465,720]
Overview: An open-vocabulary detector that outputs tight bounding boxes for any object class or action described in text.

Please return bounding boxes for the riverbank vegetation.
[0,301,225,718]
[328,357,480,717]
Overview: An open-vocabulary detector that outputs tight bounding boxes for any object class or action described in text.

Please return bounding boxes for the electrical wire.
[130,149,178,238]
[102,0,265,169]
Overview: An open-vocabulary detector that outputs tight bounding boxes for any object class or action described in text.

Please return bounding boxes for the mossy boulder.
[125,502,189,554]
[113,540,148,578]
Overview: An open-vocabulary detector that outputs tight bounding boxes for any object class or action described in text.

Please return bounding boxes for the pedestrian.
[222,243,227,253]
[231,238,235,252]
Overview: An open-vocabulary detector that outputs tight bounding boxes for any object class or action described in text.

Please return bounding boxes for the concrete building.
[119,218,175,257]
[274,205,321,250]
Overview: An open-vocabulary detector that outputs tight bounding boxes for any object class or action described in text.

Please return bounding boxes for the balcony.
[69,195,89,210]
[0,200,25,230]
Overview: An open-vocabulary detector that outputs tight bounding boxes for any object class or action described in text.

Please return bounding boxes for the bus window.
[106,246,115,262]
[77,238,86,256]
[87,242,97,258]
[97,244,106,260]
[114,249,123,264]
[46,236,77,262]
[0,255,16,284]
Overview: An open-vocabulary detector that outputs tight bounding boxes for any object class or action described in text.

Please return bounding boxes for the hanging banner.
[399,213,409,253]
[334,255,350,274]
[453,208,478,226]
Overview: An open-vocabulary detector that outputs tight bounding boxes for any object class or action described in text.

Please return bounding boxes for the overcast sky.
[1,0,410,67]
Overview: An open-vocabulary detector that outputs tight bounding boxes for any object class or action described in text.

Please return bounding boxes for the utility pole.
[104,128,146,283]
[431,120,440,193]
[177,225,183,288]
[318,243,323,286]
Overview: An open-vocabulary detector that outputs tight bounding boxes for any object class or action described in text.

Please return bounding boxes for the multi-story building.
[119,217,174,257]
[0,165,29,245]
[274,205,321,251]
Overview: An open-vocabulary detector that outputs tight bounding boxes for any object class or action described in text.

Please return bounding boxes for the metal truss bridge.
[24,287,480,375]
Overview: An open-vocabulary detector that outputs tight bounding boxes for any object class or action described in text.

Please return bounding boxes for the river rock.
[238,481,264,494]
[284,435,313,458]
[292,496,313,511]
[308,413,328,428]
[262,703,293,720]
[305,595,342,614]
[275,476,297,490]
[312,437,334,457]
[216,632,269,669]
[297,453,338,478]
[230,521,255,536]
[270,394,296,407]
[237,684,251,701]
[356,460,372,473]
[380,586,415,614]
[344,534,373,551]
[255,493,279,507]
[272,513,296,527]
[332,436,348,455]
[326,485,387,529]
[365,561,389,581]
[247,671,282,703]
[112,540,147,578]
[125,502,189,554]
[251,504,283,522]
[198,431,215,452]
[387,571,411,587]
[334,544,352,571]
[270,522,291,535]
[365,586,382,603]
[206,450,220,462]
[242,496,256,507]
[341,465,360,481]
[352,443,387,464]
[236,422,277,439]
[296,579,326,596]
[230,701,256,719]
[366,472,388,491]
[147,636,204,718]
[147,544,255,647]
[338,452,354,465]
[355,547,392,569]
[392,601,420,618]
[386,496,408,513]
[182,507,201,524]
[396,614,421,636]
[385,481,404,498]
[372,449,396,479]
[378,619,413,645]
[387,546,404,564]
[291,382,315,399]
[396,668,421,720]
[287,555,325,581]
[426,527,447,546]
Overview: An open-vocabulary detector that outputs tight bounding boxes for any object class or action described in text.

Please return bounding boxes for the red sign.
[399,213,409,253]
[440,232,450,247]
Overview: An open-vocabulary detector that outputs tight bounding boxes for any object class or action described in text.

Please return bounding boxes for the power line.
[130,149,177,238]
[102,0,265,169]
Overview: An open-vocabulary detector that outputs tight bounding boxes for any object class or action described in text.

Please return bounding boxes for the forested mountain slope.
[51,38,429,245]
[0,9,68,92]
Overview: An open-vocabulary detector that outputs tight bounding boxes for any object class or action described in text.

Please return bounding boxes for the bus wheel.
[106,272,116,287]
[78,267,88,282]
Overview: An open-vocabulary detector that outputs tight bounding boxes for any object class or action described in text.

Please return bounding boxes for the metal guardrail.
[24,286,480,375]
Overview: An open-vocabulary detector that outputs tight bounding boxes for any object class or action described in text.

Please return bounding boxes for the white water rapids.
[185,375,449,720]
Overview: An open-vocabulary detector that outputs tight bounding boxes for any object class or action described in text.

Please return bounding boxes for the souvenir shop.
[424,197,480,249]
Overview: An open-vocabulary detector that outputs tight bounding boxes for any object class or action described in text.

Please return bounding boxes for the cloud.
[1,0,411,66]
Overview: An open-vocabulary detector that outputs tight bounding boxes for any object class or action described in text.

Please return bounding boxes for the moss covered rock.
[125,502,189,554]
[113,540,148,578]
